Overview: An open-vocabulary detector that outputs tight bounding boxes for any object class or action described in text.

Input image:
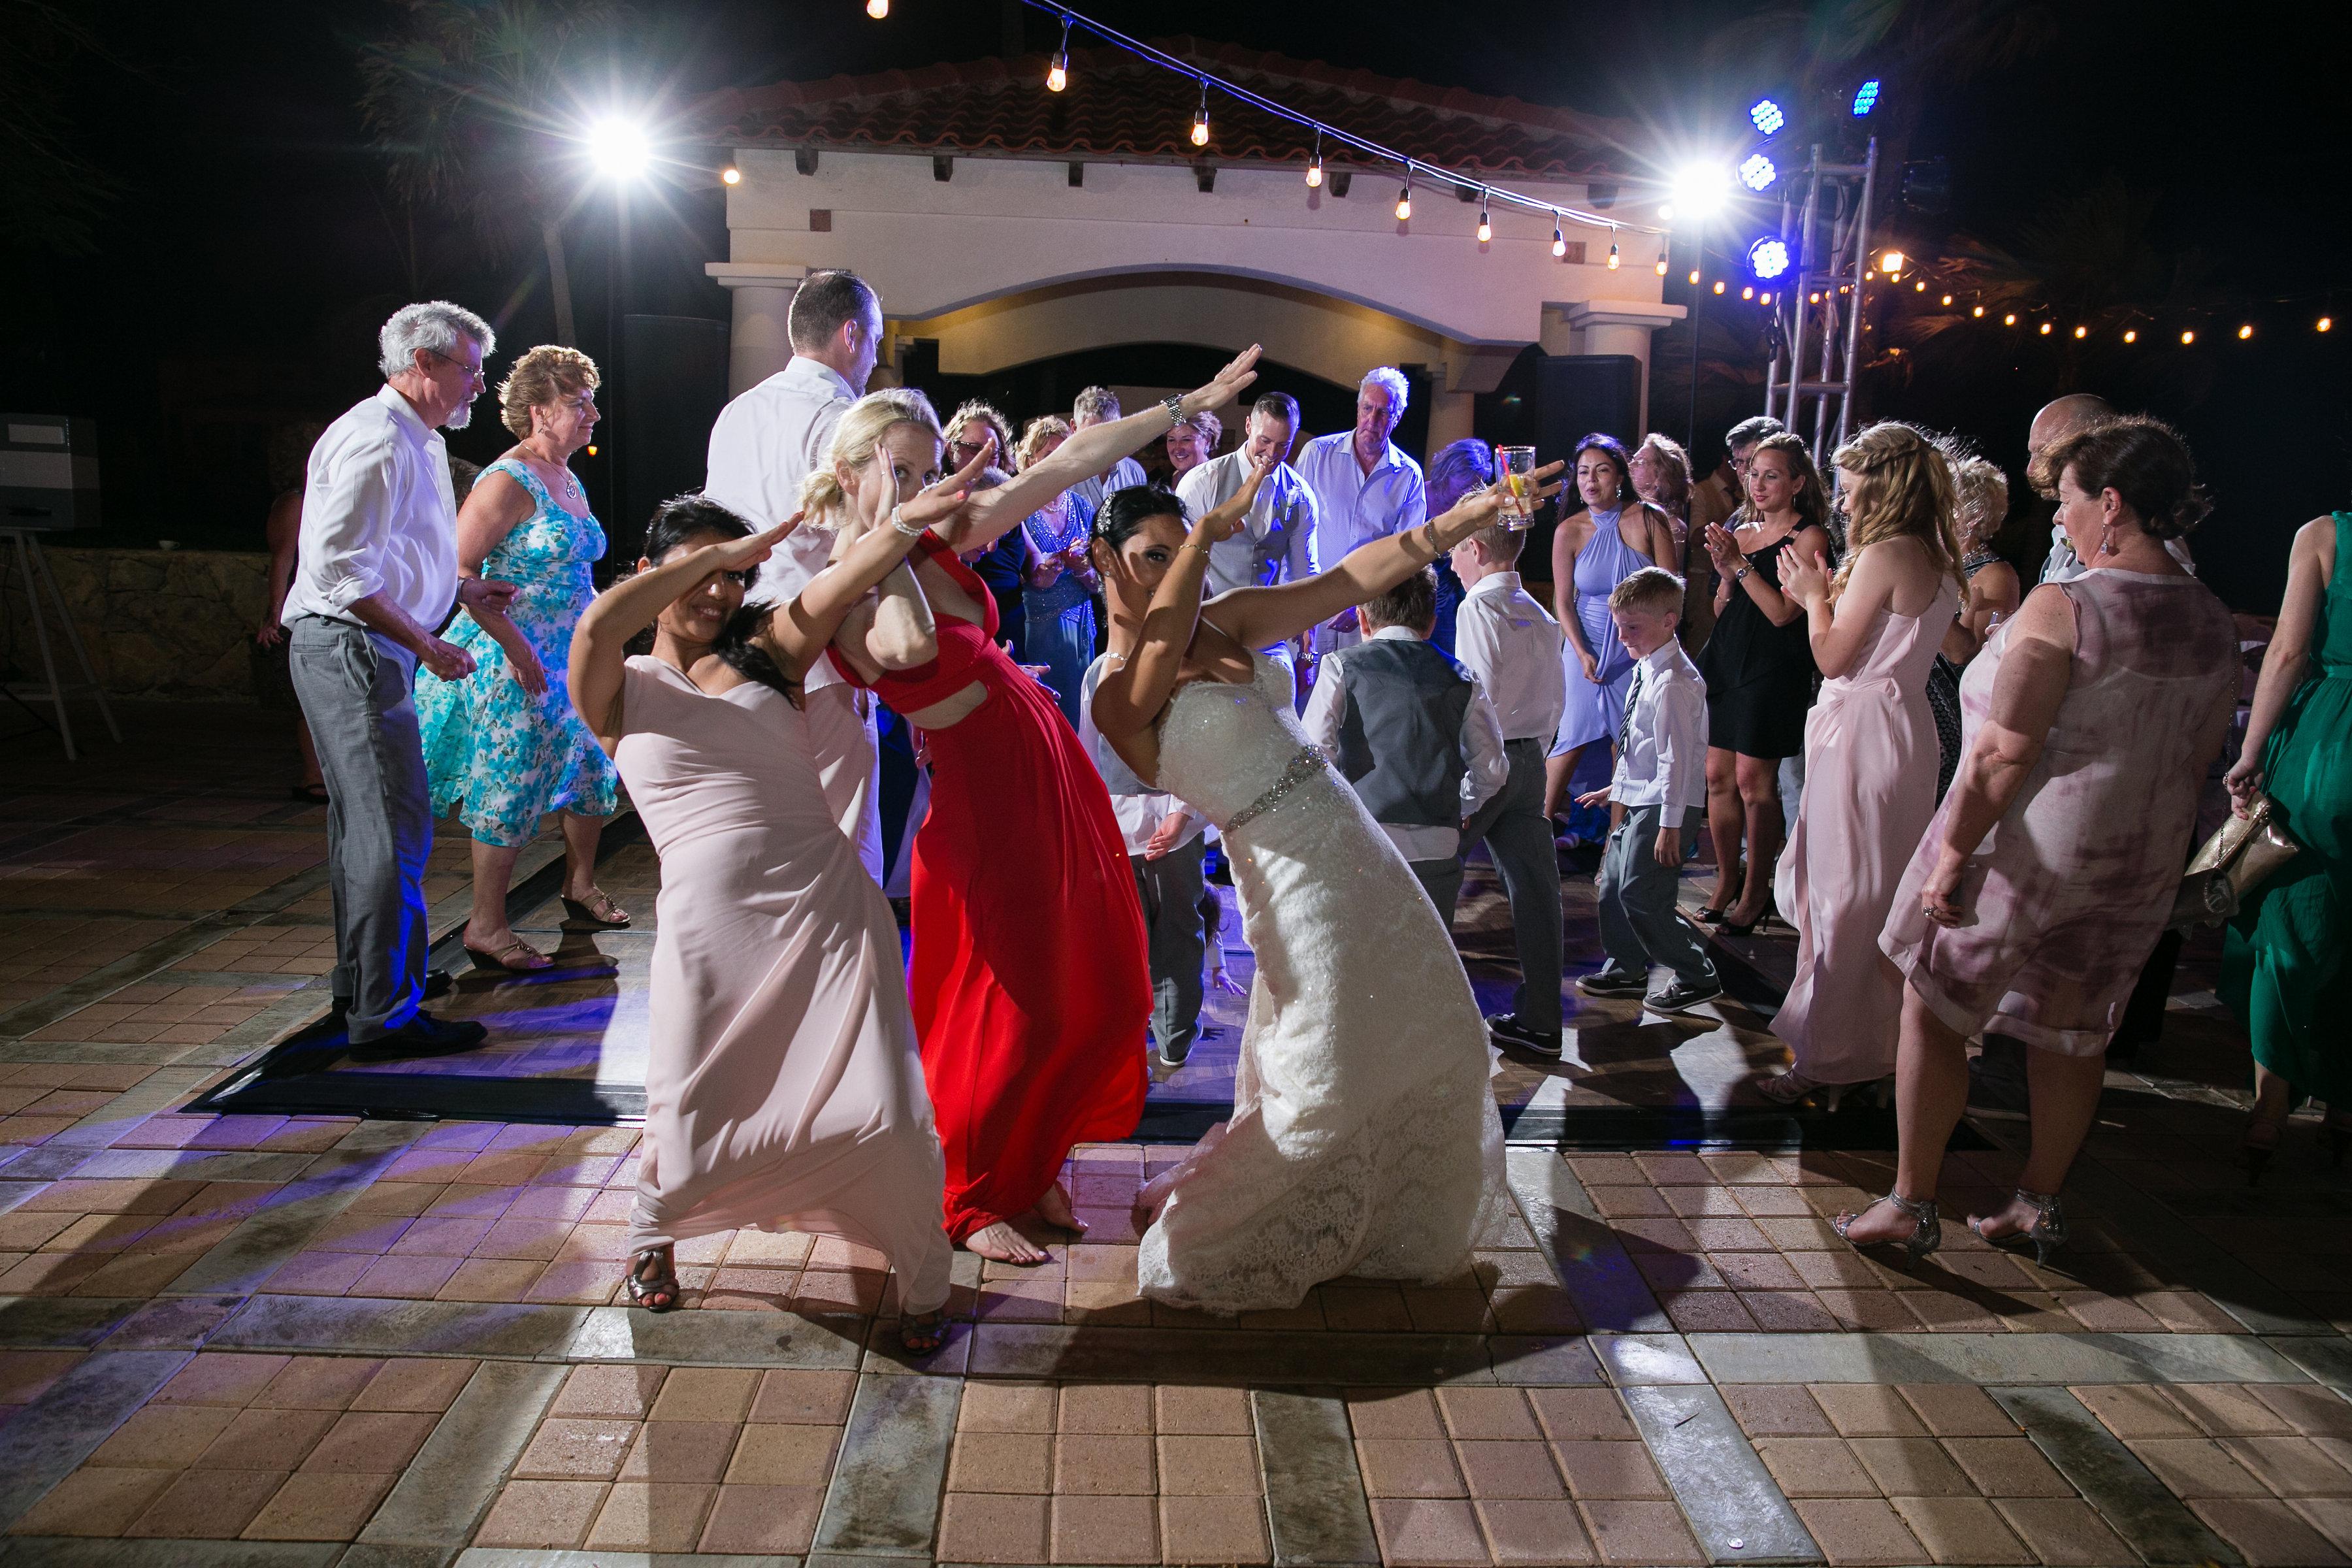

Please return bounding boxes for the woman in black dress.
[1696,433,1835,932]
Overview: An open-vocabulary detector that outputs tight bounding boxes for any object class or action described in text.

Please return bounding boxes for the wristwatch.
[1162,394,1186,426]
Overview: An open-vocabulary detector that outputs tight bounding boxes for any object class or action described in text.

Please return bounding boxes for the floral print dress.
[417,458,621,847]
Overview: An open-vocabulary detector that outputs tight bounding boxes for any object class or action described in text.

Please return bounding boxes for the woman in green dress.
[2224,511,2351,1173]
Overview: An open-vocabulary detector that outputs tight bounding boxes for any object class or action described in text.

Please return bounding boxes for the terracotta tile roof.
[691,37,1631,179]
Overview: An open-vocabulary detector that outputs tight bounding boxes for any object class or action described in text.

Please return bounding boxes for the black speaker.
[618,315,730,566]
[1535,354,1643,455]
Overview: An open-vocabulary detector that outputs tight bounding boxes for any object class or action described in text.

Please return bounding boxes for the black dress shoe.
[1487,1014,1564,1058]
[330,972,451,1016]
[348,1011,488,1060]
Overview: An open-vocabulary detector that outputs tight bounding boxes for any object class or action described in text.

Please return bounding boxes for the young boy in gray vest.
[1575,567,1722,1014]
[1303,566,1509,923]
[1078,652,1207,1068]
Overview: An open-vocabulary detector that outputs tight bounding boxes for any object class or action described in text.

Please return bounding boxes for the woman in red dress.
[817,351,1262,1262]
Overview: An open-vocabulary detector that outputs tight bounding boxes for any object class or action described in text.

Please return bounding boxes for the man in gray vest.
[1303,567,1508,922]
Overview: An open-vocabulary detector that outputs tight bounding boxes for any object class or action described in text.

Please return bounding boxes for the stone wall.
[3,546,274,703]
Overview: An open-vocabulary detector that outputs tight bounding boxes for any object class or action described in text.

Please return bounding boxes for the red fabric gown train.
[833,534,1149,1241]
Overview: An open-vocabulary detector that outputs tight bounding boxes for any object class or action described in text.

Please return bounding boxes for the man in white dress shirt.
[1079,653,1208,1069]
[1445,443,1571,1056]
[703,269,889,882]
[1173,392,1319,674]
[1067,385,1151,516]
[2028,393,2196,583]
[1575,568,1721,1015]
[286,301,514,1055]
[1294,367,1428,657]
[1304,567,1508,924]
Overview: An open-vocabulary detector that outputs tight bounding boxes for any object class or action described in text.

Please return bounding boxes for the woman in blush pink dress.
[570,444,983,1348]
[1759,423,1962,1105]
[1842,417,2236,1265]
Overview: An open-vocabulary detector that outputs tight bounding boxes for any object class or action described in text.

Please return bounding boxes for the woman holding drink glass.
[1544,435,1682,826]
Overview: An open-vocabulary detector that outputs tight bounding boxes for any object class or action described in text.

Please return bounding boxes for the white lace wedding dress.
[1134,644,1509,1313]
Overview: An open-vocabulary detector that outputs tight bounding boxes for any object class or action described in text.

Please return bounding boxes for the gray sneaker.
[1575,969,1648,999]
[1645,975,1724,1014]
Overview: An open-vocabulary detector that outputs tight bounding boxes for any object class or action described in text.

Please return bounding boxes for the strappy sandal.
[624,1245,679,1311]
[1968,1186,2069,1267]
[561,888,630,928]
[1833,1191,1942,1263]
[465,934,552,973]
[898,1308,950,1354]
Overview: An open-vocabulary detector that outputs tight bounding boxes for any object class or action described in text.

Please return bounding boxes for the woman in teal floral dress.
[417,346,625,970]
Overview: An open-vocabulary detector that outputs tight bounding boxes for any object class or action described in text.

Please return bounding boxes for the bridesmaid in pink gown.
[1757,423,1962,1103]
[571,448,983,1348]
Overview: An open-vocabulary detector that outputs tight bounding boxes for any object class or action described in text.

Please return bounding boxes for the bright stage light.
[1852,78,1880,116]
[587,118,650,180]
[1739,153,1776,191]
[1747,237,1790,279]
[1748,99,1785,135]
[1669,165,1729,220]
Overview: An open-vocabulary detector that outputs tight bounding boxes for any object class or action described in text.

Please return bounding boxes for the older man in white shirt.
[1068,385,1151,515]
[703,269,890,882]
[1174,391,1319,674]
[1444,451,1571,1055]
[2027,392,2197,583]
[1294,367,1428,657]
[286,301,513,1055]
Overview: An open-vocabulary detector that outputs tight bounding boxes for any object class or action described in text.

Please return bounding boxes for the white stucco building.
[693,38,1681,447]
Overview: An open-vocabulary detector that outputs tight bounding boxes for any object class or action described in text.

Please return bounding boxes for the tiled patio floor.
[1,702,2348,1567]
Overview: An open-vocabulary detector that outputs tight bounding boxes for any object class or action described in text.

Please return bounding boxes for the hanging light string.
[985,0,1663,238]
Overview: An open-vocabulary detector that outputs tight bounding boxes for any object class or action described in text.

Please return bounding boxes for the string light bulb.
[1941,294,1953,306]
[1760,291,1774,304]
[720,165,741,186]
[864,0,887,16]
[1047,19,1071,91]
[1552,220,1568,259]
[2321,316,2334,333]
[1712,279,1725,295]
[2003,312,2017,326]
[1655,252,1669,276]
[1809,291,1822,304]
[1305,129,1322,188]
[1914,280,1926,291]
[1607,240,1620,270]
[2038,321,2053,335]
[2181,329,2195,344]
[1688,268,1701,285]
[2238,323,2254,339]
[1972,304,1985,318]
[2123,329,2138,342]
[1476,203,1492,244]
[2073,325,2087,338]
[1740,285,1754,300]
[1190,81,1210,148]
[1395,171,1412,221]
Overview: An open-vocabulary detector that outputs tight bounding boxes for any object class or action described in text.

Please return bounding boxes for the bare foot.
[1032,1181,1086,1234]
[963,1221,1050,1265]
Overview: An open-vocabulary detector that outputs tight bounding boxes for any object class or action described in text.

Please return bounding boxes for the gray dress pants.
[1596,804,1716,984]
[1462,736,1565,1033]
[289,615,433,1041]
[1132,837,1207,1059]
[1409,856,1467,930]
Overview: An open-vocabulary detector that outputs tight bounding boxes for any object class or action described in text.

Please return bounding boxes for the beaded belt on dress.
[1224,745,1328,834]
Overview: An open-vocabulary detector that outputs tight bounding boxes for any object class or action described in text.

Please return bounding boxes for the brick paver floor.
[1,703,2347,1565]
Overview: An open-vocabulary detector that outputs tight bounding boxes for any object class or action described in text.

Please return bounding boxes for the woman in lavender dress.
[1848,417,2236,1264]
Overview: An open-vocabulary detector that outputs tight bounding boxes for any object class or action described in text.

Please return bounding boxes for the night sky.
[5,0,2345,612]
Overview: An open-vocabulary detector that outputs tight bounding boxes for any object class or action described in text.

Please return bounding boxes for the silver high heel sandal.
[1832,1191,1941,1262]
[1969,1186,2068,1266]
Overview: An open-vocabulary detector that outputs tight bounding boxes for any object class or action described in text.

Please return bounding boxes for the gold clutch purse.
[2170,790,2302,930]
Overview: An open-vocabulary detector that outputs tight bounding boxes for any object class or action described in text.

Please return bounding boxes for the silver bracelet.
[1162,394,1186,427]
[888,506,925,539]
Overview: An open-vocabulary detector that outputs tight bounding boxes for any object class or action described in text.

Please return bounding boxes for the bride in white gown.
[1089,447,1565,1313]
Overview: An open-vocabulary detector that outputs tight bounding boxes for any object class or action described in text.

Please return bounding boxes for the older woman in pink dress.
[1759,423,1961,1105]
[570,441,984,1348]
[1844,417,2236,1266]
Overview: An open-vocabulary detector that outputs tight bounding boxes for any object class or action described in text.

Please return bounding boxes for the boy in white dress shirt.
[1304,567,1509,924]
[1079,653,1207,1068]
[1576,568,1722,1015]
[1450,490,1571,1056]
